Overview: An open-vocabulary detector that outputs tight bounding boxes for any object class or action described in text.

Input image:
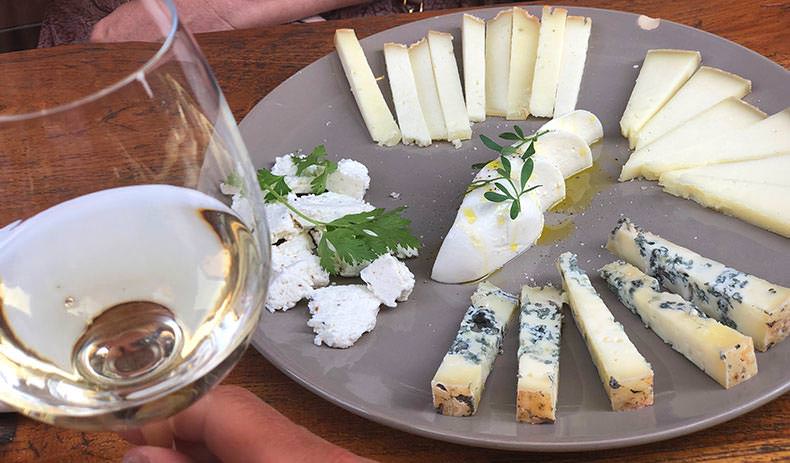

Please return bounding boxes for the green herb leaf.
[471,161,489,170]
[257,168,292,203]
[309,159,337,194]
[514,125,524,138]
[499,132,521,141]
[520,158,534,189]
[509,199,521,220]
[500,155,512,176]
[293,144,327,176]
[494,182,512,198]
[480,134,504,153]
[225,172,243,189]
[500,146,518,156]
[484,192,508,203]
[521,141,536,159]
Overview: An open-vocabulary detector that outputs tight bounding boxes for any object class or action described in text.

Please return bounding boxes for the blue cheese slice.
[607,218,790,350]
[427,31,472,145]
[383,43,432,147]
[600,261,758,388]
[557,252,654,411]
[517,285,564,423]
[431,282,518,416]
[462,14,486,122]
[529,6,568,117]
[506,7,540,120]
[553,15,592,117]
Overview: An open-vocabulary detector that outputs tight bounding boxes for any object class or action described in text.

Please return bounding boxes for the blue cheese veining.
[431,282,518,416]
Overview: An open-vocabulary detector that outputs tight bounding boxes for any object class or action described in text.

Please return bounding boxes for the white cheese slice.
[463,14,486,122]
[529,6,568,118]
[539,109,603,145]
[531,130,593,178]
[409,38,448,140]
[506,7,540,120]
[428,31,472,144]
[431,282,518,416]
[526,157,566,211]
[658,155,790,239]
[485,9,512,117]
[383,42,432,147]
[631,66,751,149]
[619,49,700,139]
[334,29,401,146]
[600,261,758,389]
[517,285,564,423]
[557,252,654,411]
[307,285,381,348]
[553,15,592,117]
[620,97,766,180]
[640,107,790,179]
[607,218,790,350]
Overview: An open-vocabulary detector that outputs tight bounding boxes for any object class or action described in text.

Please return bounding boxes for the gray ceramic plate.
[241,6,790,451]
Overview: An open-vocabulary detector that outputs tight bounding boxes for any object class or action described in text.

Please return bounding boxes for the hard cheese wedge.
[530,6,568,117]
[600,261,758,389]
[640,107,790,179]
[383,43,432,147]
[463,14,486,122]
[517,285,564,423]
[553,15,592,117]
[619,49,701,139]
[409,38,448,140]
[607,218,790,350]
[506,7,540,120]
[428,31,472,145]
[334,29,401,146]
[632,66,751,149]
[539,109,603,145]
[531,130,593,178]
[557,252,654,411]
[485,9,512,117]
[432,282,518,416]
[620,97,766,181]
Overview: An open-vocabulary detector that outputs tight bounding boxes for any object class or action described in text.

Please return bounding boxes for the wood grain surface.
[0,0,788,461]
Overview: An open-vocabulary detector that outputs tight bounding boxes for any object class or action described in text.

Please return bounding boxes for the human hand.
[121,385,375,463]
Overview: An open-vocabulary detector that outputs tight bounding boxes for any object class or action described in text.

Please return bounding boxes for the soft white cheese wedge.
[557,252,654,411]
[485,9,512,117]
[553,15,592,117]
[529,6,568,117]
[531,130,593,178]
[607,218,790,350]
[539,109,603,145]
[383,43,432,147]
[658,155,790,239]
[463,14,486,122]
[620,97,766,181]
[632,66,752,149]
[517,285,564,423]
[334,29,401,146]
[619,49,700,139]
[600,261,758,388]
[428,31,472,145]
[640,107,790,179]
[506,7,540,120]
[526,157,566,211]
[408,38,448,140]
[431,282,518,416]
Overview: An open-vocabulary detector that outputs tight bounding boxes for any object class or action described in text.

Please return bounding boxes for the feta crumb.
[389,192,401,199]
[307,285,381,348]
[264,193,301,242]
[451,139,463,149]
[266,233,329,312]
[271,153,317,194]
[360,254,415,307]
[326,159,370,200]
[230,194,255,230]
[290,192,374,228]
[271,233,314,271]
[220,182,241,196]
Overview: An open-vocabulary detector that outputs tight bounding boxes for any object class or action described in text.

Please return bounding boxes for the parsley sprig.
[292,144,338,194]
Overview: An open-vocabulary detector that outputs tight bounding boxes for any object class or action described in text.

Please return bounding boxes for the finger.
[123,446,194,463]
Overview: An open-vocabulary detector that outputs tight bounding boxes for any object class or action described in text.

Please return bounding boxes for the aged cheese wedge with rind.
[539,109,603,145]
[383,43,432,147]
[463,14,486,122]
[620,97,766,181]
[607,218,790,350]
[428,31,472,145]
[334,29,401,146]
[553,15,592,117]
[619,49,700,139]
[517,285,564,423]
[529,6,568,117]
[431,282,518,416]
[632,66,752,149]
[557,252,654,411]
[409,38,448,141]
[531,131,593,178]
[640,107,790,179]
[600,261,758,389]
[506,7,540,120]
[485,9,512,117]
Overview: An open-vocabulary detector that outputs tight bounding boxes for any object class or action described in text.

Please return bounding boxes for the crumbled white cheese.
[219,182,242,196]
[360,254,415,307]
[326,158,370,200]
[230,194,255,230]
[271,153,318,194]
[395,245,419,259]
[264,194,301,242]
[266,233,329,312]
[271,233,315,271]
[307,285,381,348]
[290,192,374,228]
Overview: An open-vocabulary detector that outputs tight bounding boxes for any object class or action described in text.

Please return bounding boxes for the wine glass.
[0,0,268,430]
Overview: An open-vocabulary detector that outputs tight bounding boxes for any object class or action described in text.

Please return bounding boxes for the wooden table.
[0,0,788,461]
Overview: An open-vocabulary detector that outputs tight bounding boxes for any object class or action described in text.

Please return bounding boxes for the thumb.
[123,446,193,463]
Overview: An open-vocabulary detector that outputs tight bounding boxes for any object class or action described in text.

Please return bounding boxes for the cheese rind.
[463,14,486,122]
[607,218,790,350]
[539,109,603,145]
[600,261,758,388]
[557,252,654,411]
[431,282,518,416]
[619,49,700,138]
[334,29,401,146]
[632,66,751,149]
[506,7,540,120]
[553,15,592,117]
[409,38,448,140]
[427,31,472,144]
[517,285,564,423]
[485,10,512,117]
[529,6,568,117]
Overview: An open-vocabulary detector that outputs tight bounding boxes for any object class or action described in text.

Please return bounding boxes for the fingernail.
[122,452,150,463]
